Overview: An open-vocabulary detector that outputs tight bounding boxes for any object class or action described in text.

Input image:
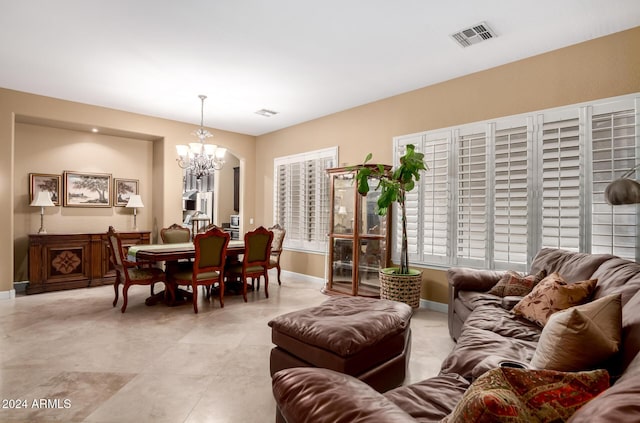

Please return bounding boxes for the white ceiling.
[1,1,640,136]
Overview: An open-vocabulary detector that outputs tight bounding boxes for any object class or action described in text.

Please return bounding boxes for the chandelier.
[176,95,226,178]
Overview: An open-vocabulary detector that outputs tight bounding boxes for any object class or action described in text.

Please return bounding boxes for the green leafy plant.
[353,144,428,274]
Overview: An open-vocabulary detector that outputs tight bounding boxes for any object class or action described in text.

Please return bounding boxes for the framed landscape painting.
[29,173,61,206]
[113,178,139,206]
[63,171,112,207]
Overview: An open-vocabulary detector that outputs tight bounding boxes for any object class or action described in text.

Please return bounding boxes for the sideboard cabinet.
[27,231,150,294]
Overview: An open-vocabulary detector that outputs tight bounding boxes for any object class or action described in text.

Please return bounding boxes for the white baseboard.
[279,270,325,285]
[419,299,448,313]
[278,270,448,313]
[0,289,16,300]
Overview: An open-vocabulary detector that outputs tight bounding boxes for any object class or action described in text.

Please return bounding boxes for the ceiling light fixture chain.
[176,95,227,179]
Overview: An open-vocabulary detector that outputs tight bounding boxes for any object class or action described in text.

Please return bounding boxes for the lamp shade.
[604,179,640,205]
[31,191,55,207]
[125,195,144,208]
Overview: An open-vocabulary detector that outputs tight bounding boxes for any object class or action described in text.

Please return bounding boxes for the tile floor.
[0,273,454,423]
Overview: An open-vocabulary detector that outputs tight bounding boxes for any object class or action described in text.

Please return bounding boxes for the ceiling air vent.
[255,108,278,117]
[450,22,497,48]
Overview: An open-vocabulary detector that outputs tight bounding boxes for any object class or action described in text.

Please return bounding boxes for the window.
[393,94,639,270]
[274,147,337,252]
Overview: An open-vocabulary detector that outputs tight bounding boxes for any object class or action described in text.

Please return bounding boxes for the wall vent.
[450,22,497,48]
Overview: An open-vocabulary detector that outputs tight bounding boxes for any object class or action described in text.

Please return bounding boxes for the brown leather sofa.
[272,248,640,422]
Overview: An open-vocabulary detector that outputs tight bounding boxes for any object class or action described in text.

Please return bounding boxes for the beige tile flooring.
[0,274,454,423]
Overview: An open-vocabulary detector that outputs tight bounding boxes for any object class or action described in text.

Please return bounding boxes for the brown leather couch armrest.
[447,267,505,292]
[273,367,416,423]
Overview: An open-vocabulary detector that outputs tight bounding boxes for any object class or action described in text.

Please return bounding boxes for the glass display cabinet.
[324,165,391,297]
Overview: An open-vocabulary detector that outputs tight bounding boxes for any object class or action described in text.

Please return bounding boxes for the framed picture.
[113,178,139,206]
[63,171,112,207]
[29,173,61,206]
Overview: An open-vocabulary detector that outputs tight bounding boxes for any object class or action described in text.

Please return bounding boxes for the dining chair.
[160,223,191,243]
[167,227,230,313]
[107,226,166,313]
[153,223,193,295]
[267,223,286,286]
[226,226,273,302]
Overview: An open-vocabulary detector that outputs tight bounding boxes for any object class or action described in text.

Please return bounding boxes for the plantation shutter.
[388,94,639,271]
[307,157,333,250]
[287,162,305,248]
[274,164,287,228]
[456,128,488,266]
[590,102,638,260]
[538,112,582,251]
[274,147,337,252]
[422,131,450,265]
[493,122,530,270]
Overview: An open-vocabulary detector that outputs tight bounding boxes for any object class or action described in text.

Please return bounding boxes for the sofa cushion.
[530,294,622,372]
[528,248,614,283]
[512,273,597,327]
[441,367,610,423]
[463,304,542,341]
[457,291,502,311]
[272,367,416,423]
[589,258,640,305]
[488,269,546,297]
[440,323,538,380]
[384,373,470,422]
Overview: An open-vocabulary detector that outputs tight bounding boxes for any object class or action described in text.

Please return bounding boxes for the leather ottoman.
[268,296,413,393]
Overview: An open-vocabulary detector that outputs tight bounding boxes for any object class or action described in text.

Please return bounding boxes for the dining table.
[127,240,245,306]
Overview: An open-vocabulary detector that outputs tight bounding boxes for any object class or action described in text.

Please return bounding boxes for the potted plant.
[352,144,428,307]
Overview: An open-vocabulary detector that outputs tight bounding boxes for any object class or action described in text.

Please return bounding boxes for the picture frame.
[63,171,112,207]
[29,173,61,206]
[113,178,139,206]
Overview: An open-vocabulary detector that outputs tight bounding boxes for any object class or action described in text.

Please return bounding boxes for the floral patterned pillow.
[441,367,609,423]
[488,269,547,297]
[512,272,597,327]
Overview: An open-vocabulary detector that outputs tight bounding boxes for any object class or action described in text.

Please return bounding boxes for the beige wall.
[0,90,256,292]
[256,26,640,304]
[13,124,155,281]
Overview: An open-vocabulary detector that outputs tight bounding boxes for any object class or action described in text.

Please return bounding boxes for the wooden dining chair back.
[168,227,230,313]
[199,223,224,234]
[227,226,273,302]
[161,223,191,243]
[107,226,166,313]
[267,223,286,286]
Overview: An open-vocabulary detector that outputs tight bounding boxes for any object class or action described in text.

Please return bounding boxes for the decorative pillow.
[488,269,547,297]
[512,273,598,327]
[530,294,622,372]
[441,367,610,423]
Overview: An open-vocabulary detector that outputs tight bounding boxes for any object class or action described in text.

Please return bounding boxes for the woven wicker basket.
[379,268,422,308]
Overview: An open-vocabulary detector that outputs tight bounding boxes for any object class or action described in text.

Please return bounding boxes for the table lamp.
[126,194,144,230]
[30,191,55,234]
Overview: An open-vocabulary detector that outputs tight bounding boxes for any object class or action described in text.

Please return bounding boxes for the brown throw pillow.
[488,269,547,297]
[441,367,609,423]
[512,272,597,327]
[530,293,622,371]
